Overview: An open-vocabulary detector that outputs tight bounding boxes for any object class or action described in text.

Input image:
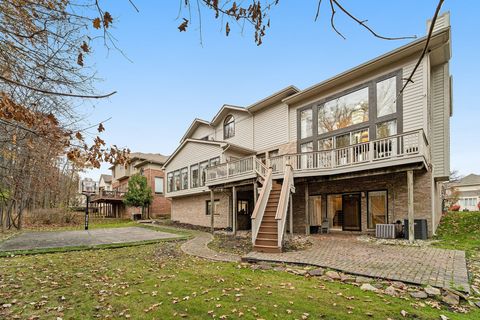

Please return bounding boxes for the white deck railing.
[205,130,428,185]
[206,156,268,184]
[275,164,294,247]
[270,130,429,174]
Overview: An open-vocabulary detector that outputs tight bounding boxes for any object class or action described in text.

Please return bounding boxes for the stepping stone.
[384,286,398,297]
[360,283,378,292]
[410,291,428,299]
[307,268,324,276]
[325,271,341,280]
[442,291,460,305]
[355,276,372,283]
[424,285,441,297]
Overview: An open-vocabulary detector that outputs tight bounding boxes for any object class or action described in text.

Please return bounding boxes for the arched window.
[223,115,235,139]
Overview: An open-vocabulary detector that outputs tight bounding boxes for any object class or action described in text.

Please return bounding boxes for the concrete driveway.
[0,227,181,252]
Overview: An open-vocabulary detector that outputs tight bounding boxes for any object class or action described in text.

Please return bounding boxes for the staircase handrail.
[275,164,294,247]
[251,168,273,244]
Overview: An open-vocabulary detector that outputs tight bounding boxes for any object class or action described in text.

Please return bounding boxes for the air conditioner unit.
[375,224,396,239]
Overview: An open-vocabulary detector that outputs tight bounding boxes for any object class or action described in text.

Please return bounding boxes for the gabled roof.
[246,85,300,112]
[99,174,112,184]
[163,138,255,169]
[282,26,451,106]
[180,118,212,143]
[163,139,224,168]
[210,104,249,126]
[456,174,480,186]
[129,152,169,165]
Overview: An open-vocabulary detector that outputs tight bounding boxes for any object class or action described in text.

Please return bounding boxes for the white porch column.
[407,170,414,243]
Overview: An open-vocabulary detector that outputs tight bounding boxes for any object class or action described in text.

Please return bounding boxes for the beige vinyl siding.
[431,63,450,179]
[289,106,297,142]
[253,102,289,150]
[165,141,223,197]
[190,124,214,140]
[402,59,426,132]
[166,142,222,172]
[214,110,254,149]
[428,12,450,33]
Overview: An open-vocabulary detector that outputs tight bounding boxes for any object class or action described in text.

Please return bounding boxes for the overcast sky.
[80,0,479,180]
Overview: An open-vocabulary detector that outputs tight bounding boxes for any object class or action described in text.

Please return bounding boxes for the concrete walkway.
[0,227,181,252]
[244,234,470,292]
[181,232,241,262]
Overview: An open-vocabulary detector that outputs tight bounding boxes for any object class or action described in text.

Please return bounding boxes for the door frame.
[341,193,362,231]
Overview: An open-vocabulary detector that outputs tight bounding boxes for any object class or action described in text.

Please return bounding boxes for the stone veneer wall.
[291,169,436,236]
[171,191,230,228]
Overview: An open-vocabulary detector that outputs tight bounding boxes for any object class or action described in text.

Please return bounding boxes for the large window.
[376,76,397,117]
[190,164,199,188]
[167,172,173,193]
[154,177,164,194]
[368,191,387,229]
[318,87,369,134]
[199,161,209,187]
[181,168,188,190]
[376,120,397,138]
[300,109,313,139]
[210,157,220,167]
[173,170,181,191]
[224,115,235,139]
[297,71,402,156]
[206,199,220,215]
[300,142,313,168]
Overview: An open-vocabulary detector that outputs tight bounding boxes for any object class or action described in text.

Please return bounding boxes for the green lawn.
[434,211,480,257]
[1,242,477,319]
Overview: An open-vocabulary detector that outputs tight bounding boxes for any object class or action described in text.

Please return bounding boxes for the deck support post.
[210,189,215,234]
[407,170,414,243]
[232,186,237,236]
[305,183,310,235]
[289,193,293,235]
[253,181,258,206]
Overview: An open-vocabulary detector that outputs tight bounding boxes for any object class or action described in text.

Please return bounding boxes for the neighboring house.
[98,174,112,192]
[163,13,452,252]
[448,174,480,211]
[92,152,171,218]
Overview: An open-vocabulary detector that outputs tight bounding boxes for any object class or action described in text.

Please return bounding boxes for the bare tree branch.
[0,75,117,99]
[329,0,417,41]
[400,0,445,94]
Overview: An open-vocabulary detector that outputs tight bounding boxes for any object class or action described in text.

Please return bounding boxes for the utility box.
[403,219,428,240]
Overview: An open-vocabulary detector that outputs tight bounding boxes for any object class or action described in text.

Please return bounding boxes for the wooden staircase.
[253,181,282,253]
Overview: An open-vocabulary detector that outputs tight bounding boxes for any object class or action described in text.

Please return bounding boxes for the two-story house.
[92,152,171,219]
[98,174,112,192]
[163,13,452,252]
[447,174,480,211]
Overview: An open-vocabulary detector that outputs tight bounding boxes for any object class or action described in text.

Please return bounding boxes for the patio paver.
[0,227,181,252]
[243,234,470,292]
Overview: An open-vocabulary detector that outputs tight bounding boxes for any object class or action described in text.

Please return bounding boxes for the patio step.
[253,244,282,253]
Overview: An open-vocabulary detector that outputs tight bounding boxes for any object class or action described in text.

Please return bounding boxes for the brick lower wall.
[291,168,437,236]
[171,192,230,228]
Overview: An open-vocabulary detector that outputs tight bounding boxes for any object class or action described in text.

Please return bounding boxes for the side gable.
[163,139,223,171]
[180,119,213,143]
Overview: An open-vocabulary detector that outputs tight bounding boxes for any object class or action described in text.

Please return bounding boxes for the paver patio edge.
[180,231,241,263]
